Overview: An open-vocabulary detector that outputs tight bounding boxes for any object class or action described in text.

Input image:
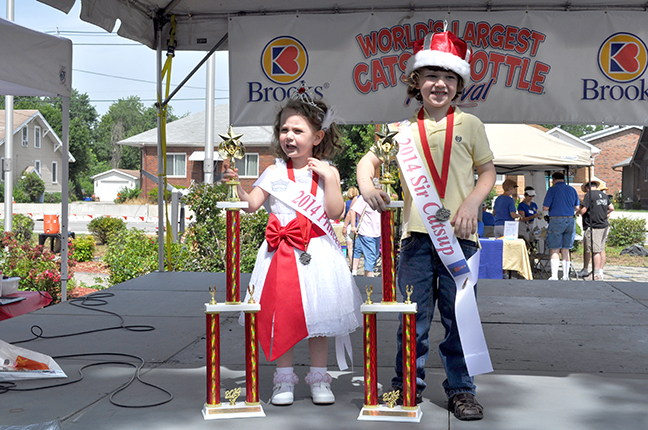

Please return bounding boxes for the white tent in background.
[486,124,592,174]
[0,17,73,301]
[485,123,594,207]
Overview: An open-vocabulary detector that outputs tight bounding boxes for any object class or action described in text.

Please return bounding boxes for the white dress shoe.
[305,372,335,404]
[271,372,298,406]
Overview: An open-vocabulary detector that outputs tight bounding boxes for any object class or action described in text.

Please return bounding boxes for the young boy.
[357,30,496,421]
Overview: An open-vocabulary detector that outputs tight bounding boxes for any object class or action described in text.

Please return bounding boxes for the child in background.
[342,186,359,261]
[223,96,362,406]
[356,29,496,421]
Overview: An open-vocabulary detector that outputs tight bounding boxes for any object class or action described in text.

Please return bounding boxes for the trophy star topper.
[373,124,399,162]
[218,124,246,164]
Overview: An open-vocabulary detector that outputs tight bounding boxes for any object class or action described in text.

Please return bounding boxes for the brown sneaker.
[448,393,484,421]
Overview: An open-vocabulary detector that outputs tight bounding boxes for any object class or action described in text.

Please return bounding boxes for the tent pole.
[3,97,13,233]
[588,165,595,279]
[159,33,227,108]
[156,23,164,272]
[60,96,70,301]
[4,1,14,233]
[204,54,215,184]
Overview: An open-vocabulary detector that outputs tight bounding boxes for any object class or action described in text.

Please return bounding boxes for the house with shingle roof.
[0,109,75,195]
[118,104,274,195]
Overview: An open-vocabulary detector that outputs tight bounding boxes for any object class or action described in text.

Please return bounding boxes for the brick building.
[581,126,643,198]
[119,105,274,196]
[613,128,648,209]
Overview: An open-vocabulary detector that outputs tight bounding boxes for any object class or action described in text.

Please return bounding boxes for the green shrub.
[115,186,141,203]
[13,213,34,243]
[15,171,46,203]
[484,187,497,210]
[148,186,172,204]
[608,217,647,247]
[88,215,127,244]
[182,183,268,273]
[43,192,62,203]
[631,201,642,210]
[103,228,188,285]
[71,235,96,262]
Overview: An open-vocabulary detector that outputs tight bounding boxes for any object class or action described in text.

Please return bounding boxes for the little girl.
[223,96,362,406]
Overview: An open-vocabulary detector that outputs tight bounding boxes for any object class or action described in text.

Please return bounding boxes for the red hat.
[405,31,472,84]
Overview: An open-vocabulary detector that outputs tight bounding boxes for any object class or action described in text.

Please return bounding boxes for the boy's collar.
[421,105,463,125]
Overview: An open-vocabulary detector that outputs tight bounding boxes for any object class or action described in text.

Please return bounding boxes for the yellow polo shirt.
[395,107,494,243]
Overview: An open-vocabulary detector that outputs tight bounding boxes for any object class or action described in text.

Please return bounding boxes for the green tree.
[95,97,179,171]
[539,124,610,138]
[333,124,376,187]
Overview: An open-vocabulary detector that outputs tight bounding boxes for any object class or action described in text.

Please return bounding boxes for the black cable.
[11,292,154,345]
[0,353,173,408]
[2,292,172,408]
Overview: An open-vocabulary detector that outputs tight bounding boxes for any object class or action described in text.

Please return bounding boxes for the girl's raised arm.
[308,158,344,220]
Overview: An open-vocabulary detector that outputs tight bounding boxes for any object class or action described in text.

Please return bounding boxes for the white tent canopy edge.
[37,0,648,51]
[0,16,72,301]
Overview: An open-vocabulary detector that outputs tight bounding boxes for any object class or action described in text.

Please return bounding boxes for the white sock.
[562,261,570,278]
[310,366,327,375]
[551,259,560,278]
[276,366,294,374]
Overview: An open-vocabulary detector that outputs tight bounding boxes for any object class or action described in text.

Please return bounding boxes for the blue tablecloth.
[479,239,503,279]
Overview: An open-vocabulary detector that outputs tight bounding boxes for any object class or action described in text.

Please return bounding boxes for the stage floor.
[1,272,648,430]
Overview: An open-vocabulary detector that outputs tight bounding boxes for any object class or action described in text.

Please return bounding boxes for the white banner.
[229,11,648,126]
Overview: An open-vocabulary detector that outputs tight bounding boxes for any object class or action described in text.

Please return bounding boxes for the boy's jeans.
[391,232,479,398]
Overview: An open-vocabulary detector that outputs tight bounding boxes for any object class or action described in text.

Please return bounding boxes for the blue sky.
[2,0,229,117]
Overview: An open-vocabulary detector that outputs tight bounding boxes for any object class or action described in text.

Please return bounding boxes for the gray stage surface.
[1,272,647,430]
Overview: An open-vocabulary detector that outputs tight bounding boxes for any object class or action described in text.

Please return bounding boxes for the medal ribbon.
[417,106,454,199]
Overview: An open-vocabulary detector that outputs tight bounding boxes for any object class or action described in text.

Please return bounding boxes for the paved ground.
[1,272,647,430]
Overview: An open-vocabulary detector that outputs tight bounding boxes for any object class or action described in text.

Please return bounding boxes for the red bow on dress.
[258,214,309,361]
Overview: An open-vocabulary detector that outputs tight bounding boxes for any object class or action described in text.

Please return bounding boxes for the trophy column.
[206,311,221,407]
[202,126,265,420]
[358,287,421,422]
[358,124,421,422]
[226,208,241,304]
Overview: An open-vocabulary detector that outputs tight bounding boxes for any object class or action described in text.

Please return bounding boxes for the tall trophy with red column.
[357,125,421,422]
[202,126,264,420]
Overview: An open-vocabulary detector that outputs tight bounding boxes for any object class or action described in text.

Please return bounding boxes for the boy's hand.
[450,200,479,239]
[363,188,391,212]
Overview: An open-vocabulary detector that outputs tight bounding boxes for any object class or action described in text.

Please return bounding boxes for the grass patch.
[571,245,648,268]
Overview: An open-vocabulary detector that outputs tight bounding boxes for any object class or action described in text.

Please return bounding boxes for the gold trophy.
[218,124,246,202]
[372,124,399,197]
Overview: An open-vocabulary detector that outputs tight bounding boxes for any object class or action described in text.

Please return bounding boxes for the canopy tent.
[486,123,597,208]
[37,0,647,270]
[0,17,73,301]
[37,1,648,52]
[486,124,592,174]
